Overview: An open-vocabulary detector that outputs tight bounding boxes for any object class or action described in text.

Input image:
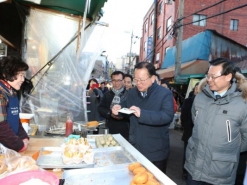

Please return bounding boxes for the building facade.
[140,0,247,69]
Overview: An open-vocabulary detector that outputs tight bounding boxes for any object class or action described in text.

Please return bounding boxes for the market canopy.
[14,0,107,20]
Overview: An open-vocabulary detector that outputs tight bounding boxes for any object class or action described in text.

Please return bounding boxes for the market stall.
[18,134,177,185]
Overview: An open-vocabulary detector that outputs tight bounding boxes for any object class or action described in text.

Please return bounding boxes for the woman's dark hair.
[209,57,239,80]
[86,78,98,90]
[134,62,156,77]
[0,56,29,81]
[124,74,133,82]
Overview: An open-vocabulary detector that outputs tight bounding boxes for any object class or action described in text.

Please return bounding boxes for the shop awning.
[14,0,107,20]
[157,60,209,79]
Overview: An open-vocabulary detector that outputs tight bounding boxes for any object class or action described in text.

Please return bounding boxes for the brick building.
[140,0,247,69]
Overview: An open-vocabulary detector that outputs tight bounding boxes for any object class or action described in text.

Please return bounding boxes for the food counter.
[21,134,177,185]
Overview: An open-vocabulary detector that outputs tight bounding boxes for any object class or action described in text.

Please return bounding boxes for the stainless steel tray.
[37,145,135,169]
[36,147,95,169]
[62,164,133,185]
[94,146,136,167]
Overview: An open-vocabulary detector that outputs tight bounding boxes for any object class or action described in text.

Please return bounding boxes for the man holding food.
[111,62,174,174]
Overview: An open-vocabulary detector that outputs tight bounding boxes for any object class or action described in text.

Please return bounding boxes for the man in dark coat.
[112,62,174,174]
[98,71,129,140]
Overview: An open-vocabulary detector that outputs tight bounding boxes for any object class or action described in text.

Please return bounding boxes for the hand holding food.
[111,104,121,115]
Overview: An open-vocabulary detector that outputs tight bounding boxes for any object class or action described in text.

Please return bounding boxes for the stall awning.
[15,0,108,20]
[157,60,209,79]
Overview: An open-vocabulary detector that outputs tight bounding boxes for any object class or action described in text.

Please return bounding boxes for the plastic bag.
[0,144,39,179]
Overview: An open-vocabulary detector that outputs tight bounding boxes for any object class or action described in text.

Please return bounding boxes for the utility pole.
[128,30,133,74]
[152,0,158,64]
[174,0,184,78]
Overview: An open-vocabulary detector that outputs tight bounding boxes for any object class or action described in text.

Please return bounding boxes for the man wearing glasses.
[98,71,129,140]
[112,62,174,174]
[184,58,247,185]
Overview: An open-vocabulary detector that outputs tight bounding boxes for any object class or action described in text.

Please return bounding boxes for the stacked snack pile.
[95,135,119,148]
[128,162,160,185]
[62,138,94,164]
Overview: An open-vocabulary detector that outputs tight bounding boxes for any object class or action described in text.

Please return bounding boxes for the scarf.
[110,86,125,109]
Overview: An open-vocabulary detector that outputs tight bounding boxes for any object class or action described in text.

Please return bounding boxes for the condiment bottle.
[65,112,73,137]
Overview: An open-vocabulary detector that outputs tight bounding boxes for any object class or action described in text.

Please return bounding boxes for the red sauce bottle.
[65,112,73,137]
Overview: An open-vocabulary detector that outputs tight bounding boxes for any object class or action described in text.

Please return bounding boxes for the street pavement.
[166,128,186,185]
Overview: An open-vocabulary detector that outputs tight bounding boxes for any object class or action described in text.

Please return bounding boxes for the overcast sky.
[99,0,153,62]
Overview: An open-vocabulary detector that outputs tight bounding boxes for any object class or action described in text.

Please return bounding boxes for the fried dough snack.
[133,166,147,175]
[128,162,160,185]
[128,162,142,172]
[133,172,148,184]
[87,121,99,127]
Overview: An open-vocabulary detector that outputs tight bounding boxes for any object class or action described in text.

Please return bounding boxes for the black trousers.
[187,173,213,185]
[152,158,168,174]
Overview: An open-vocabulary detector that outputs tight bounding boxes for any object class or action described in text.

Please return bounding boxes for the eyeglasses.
[133,76,151,84]
[205,74,223,80]
[112,79,123,83]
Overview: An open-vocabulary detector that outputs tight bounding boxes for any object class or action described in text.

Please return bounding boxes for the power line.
[180,0,226,21]
[142,0,224,62]
[178,3,247,28]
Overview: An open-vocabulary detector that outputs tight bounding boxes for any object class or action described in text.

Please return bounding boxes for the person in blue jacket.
[112,62,174,174]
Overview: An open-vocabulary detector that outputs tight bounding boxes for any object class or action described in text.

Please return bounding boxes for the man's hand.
[112,104,122,115]
[129,106,141,117]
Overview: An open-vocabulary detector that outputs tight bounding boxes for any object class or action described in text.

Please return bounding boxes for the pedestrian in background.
[155,74,178,113]
[181,82,199,180]
[112,62,174,174]
[185,58,247,185]
[99,81,108,94]
[98,71,129,140]
[86,78,102,122]
[124,74,133,91]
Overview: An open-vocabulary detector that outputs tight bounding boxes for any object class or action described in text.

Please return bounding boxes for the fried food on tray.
[133,172,148,184]
[86,121,99,127]
[128,162,142,172]
[133,166,147,175]
[128,162,160,185]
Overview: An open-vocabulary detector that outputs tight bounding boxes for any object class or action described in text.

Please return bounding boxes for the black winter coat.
[181,96,195,142]
[98,89,129,140]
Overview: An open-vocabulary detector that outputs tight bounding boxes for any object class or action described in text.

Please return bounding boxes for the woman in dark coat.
[181,82,199,180]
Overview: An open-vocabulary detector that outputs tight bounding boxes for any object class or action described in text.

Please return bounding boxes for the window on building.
[230,19,238,31]
[144,41,147,51]
[166,17,172,32]
[156,53,160,63]
[145,22,148,33]
[151,13,154,25]
[193,14,206,26]
[157,27,161,39]
[158,2,163,15]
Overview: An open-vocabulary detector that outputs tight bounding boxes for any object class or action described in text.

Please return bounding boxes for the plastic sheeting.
[20,8,107,130]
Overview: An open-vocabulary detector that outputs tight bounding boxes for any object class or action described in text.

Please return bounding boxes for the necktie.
[215,95,221,99]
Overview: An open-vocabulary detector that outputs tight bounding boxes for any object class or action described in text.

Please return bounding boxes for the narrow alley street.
[167,128,186,185]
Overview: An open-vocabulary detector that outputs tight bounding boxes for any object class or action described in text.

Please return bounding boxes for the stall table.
[21,134,176,185]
